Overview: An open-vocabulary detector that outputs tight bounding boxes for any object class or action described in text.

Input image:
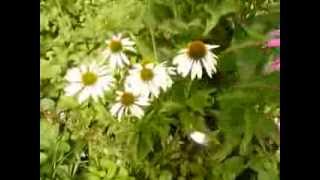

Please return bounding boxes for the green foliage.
[41,0,280,179]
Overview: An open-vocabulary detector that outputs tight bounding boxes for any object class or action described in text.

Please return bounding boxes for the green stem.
[149,26,158,60]
[185,80,193,98]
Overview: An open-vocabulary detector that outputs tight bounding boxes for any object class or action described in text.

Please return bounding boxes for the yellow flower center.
[82,72,98,86]
[187,41,207,59]
[140,67,154,81]
[121,92,135,106]
[109,40,122,52]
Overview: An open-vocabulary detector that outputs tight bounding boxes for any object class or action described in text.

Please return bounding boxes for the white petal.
[172,54,184,65]
[206,44,220,50]
[122,38,135,46]
[65,68,81,82]
[201,57,214,78]
[189,60,200,80]
[80,65,88,74]
[178,57,193,78]
[194,60,202,79]
[190,131,207,145]
[65,82,83,96]
[120,52,130,65]
[135,97,150,106]
[89,62,98,72]
[78,87,91,103]
[130,105,144,119]
[148,82,160,97]
[124,46,136,53]
[110,103,122,116]
[117,106,125,121]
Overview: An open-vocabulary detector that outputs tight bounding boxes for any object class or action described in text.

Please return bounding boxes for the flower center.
[121,92,135,106]
[140,68,154,81]
[109,40,122,52]
[82,72,98,86]
[187,41,207,59]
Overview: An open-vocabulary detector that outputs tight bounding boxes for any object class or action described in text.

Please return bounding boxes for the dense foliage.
[40,0,280,179]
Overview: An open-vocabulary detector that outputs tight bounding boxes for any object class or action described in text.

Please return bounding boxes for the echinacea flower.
[110,90,150,120]
[266,29,280,48]
[189,131,208,145]
[271,57,280,71]
[64,62,114,103]
[103,33,136,69]
[125,62,174,98]
[173,40,219,80]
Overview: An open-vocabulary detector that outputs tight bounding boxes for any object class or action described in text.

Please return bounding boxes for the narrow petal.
[65,82,83,96]
[117,106,125,121]
[120,52,130,65]
[130,105,144,119]
[122,38,135,46]
[78,87,91,103]
[179,57,193,78]
[110,103,122,116]
[201,58,213,78]
[206,44,220,50]
[65,68,81,82]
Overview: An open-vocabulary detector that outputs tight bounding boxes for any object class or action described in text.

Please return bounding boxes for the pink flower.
[266,29,280,48]
[266,38,280,48]
[271,57,280,71]
[269,29,280,37]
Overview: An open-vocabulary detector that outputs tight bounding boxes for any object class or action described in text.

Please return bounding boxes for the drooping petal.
[65,82,83,96]
[78,87,91,103]
[65,68,81,82]
[130,105,144,119]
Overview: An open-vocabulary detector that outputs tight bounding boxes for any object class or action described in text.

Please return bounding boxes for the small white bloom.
[64,62,114,104]
[190,131,208,145]
[110,89,150,121]
[173,40,219,80]
[103,33,136,69]
[274,116,280,130]
[125,62,174,98]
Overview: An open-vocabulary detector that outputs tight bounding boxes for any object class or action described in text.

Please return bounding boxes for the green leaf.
[40,98,56,111]
[40,120,59,150]
[40,60,61,80]
[222,156,246,180]
[137,131,154,160]
[159,170,172,180]
[186,89,215,112]
[203,0,240,36]
[239,110,257,155]
[40,152,48,165]
[57,96,79,109]
[159,101,185,115]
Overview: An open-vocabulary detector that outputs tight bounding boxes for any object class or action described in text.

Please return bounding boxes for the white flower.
[125,62,174,98]
[103,33,136,69]
[110,90,150,120]
[189,131,208,145]
[274,116,280,131]
[173,40,219,80]
[64,62,114,103]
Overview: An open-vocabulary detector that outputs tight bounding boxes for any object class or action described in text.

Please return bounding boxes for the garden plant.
[40,0,280,179]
